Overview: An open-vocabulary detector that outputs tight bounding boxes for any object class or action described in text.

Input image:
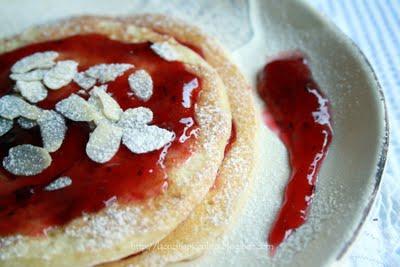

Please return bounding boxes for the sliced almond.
[73,72,96,90]
[43,60,78,90]
[86,122,123,163]
[37,110,67,152]
[15,80,48,103]
[11,51,58,74]
[85,63,133,83]
[3,144,51,176]
[117,107,153,129]
[122,125,174,154]
[0,95,25,119]
[17,117,37,129]
[90,86,122,121]
[0,95,41,120]
[150,42,178,61]
[0,117,13,136]
[10,69,48,81]
[87,93,107,125]
[55,94,95,122]
[44,176,72,191]
[128,69,153,101]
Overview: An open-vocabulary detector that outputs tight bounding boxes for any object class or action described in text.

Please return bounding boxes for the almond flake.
[117,107,153,129]
[86,122,123,163]
[3,144,51,176]
[10,69,48,81]
[43,60,78,90]
[17,117,37,129]
[38,110,67,152]
[122,125,174,154]
[128,69,153,101]
[44,176,72,191]
[73,72,96,90]
[0,95,41,120]
[90,86,122,121]
[15,80,48,103]
[11,51,58,74]
[150,42,179,61]
[55,94,95,122]
[87,94,106,125]
[85,63,133,83]
[0,117,13,136]
[87,85,109,125]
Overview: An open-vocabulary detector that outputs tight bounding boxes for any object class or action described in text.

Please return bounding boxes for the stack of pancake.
[0,15,257,267]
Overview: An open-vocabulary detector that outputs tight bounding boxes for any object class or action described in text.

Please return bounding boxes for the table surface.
[310,1,399,266]
[0,0,397,266]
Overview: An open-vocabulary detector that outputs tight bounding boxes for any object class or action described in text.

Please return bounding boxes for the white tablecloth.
[310,1,400,266]
[0,0,397,266]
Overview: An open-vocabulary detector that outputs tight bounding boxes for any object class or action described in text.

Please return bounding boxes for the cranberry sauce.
[257,53,333,253]
[0,34,201,236]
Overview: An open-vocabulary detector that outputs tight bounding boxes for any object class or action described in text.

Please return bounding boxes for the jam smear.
[257,52,333,253]
[0,34,201,236]
[224,121,237,157]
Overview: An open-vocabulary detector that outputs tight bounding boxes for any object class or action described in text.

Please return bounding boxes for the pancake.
[0,17,231,266]
[103,14,258,266]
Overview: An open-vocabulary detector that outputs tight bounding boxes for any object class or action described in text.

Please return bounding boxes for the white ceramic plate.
[0,0,388,266]
[203,1,387,266]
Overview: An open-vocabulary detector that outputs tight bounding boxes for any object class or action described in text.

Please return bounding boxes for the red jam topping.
[257,52,333,253]
[224,122,237,157]
[0,34,201,236]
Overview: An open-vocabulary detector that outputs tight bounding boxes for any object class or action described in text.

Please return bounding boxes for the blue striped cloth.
[310,1,400,266]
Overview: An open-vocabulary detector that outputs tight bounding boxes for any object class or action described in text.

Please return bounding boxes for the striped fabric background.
[310,1,400,266]
[0,1,397,266]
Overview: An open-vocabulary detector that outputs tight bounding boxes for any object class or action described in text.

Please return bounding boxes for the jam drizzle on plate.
[257,52,333,253]
[0,34,201,236]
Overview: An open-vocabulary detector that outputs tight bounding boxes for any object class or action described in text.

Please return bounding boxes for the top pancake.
[0,17,231,267]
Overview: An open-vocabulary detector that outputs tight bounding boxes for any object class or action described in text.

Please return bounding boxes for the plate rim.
[294,0,389,261]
